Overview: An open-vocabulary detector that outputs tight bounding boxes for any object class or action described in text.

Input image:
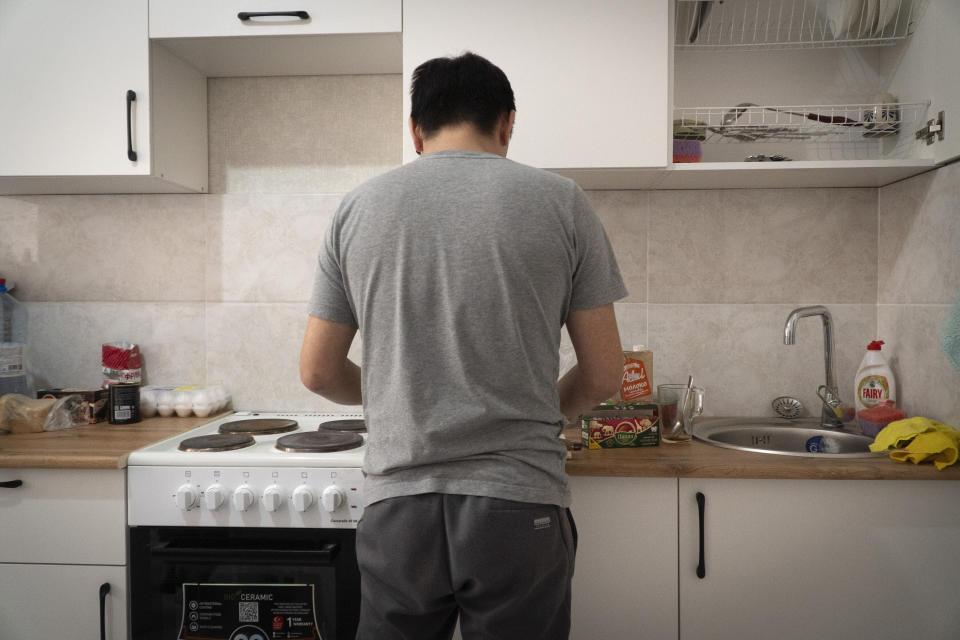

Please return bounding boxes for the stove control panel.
[128,466,364,528]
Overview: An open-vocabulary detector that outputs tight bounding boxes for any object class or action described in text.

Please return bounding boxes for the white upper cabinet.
[885,0,959,164]
[150,0,400,38]
[149,0,402,77]
[401,0,671,173]
[0,0,207,194]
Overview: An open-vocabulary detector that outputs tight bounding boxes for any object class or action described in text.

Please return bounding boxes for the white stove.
[127,411,367,529]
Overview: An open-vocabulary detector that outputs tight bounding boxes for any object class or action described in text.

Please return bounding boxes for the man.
[300,51,626,640]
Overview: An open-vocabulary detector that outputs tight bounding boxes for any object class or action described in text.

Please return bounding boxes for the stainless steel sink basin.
[693,417,885,458]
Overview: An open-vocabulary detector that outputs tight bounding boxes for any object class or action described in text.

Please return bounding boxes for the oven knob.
[175,484,198,511]
[204,484,226,510]
[321,486,345,512]
[263,485,283,512]
[292,485,314,512]
[232,486,256,512]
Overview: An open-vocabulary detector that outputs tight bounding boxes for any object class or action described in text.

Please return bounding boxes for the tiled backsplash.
[1,75,957,425]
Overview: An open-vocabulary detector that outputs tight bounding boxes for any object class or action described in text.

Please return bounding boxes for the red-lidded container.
[857,399,905,438]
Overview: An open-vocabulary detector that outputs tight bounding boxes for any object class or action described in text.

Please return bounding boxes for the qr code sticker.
[239,601,258,623]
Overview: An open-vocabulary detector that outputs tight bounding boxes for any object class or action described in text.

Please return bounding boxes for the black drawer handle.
[696,491,706,579]
[125,90,137,162]
[238,10,310,21]
[99,582,111,640]
[0,479,23,488]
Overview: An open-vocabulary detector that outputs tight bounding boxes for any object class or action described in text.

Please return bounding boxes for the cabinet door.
[0,564,126,639]
[149,0,400,38]
[402,0,670,170]
[679,478,960,640]
[885,0,960,164]
[0,0,150,177]
[0,468,126,565]
[569,477,678,640]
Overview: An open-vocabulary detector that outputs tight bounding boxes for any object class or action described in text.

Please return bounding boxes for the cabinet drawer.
[0,469,125,564]
[150,0,400,38]
[0,564,126,639]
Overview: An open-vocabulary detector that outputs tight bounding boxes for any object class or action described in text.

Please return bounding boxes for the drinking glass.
[658,383,705,443]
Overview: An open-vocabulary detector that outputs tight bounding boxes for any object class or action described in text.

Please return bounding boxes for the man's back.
[310,149,625,507]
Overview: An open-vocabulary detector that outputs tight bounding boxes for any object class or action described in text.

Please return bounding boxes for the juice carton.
[603,347,654,405]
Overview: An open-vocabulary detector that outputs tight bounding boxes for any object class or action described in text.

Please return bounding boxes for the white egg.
[155,390,175,417]
[174,391,194,417]
[191,388,213,418]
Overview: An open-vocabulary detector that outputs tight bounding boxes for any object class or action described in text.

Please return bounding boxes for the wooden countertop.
[2,416,956,478]
[563,428,960,480]
[0,414,225,470]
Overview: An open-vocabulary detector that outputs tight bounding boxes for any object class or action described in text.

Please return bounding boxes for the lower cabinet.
[679,478,960,640]
[0,564,126,637]
[569,477,679,640]
[0,468,127,639]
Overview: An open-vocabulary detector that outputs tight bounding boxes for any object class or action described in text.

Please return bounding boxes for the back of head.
[410,51,516,139]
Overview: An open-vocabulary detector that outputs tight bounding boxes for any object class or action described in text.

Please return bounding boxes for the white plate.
[873,0,900,37]
[685,1,713,45]
[824,0,865,39]
[860,0,880,38]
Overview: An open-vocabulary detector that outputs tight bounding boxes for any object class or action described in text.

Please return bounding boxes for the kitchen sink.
[693,417,885,458]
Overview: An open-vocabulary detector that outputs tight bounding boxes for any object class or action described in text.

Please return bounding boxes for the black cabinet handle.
[99,582,111,640]
[696,492,706,579]
[0,479,23,488]
[238,10,310,21]
[125,90,137,162]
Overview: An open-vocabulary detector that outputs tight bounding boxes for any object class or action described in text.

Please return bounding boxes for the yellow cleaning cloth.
[869,417,960,470]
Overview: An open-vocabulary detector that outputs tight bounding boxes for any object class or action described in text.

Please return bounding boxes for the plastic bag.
[0,393,86,434]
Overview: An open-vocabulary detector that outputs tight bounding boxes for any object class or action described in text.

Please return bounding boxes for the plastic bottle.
[0,278,30,397]
[854,340,896,413]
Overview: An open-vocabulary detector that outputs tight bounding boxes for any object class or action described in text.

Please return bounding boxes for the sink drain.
[772,396,803,419]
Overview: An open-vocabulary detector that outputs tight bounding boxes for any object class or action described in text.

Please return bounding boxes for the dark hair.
[410,51,516,139]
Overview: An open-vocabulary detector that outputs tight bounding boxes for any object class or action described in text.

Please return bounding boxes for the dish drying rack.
[676,0,921,50]
[673,102,929,143]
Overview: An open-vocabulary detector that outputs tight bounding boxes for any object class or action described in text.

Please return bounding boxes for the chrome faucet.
[783,305,843,428]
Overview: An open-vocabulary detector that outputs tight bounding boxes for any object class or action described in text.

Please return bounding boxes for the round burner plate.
[318,418,366,433]
[219,418,299,435]
[275,431,363,453]
[179,433,255,452]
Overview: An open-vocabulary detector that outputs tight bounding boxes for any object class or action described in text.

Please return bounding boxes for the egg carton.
[140,384,232,419]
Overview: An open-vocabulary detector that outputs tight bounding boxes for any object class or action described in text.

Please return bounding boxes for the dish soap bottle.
[854,340,896,413]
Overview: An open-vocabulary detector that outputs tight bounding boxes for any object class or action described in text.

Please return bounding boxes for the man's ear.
[409,117,424,155]
[499,110,516,147]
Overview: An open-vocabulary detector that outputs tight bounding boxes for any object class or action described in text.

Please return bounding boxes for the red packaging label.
[621,358,651,402]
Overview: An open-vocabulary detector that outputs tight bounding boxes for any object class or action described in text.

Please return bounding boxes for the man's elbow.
[586,366,622,404]
[300,364,332,397]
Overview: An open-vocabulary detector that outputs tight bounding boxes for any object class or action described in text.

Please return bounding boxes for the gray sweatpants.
[355,493,578,640]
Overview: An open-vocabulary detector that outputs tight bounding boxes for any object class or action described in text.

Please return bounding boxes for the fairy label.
[858,375,890,408]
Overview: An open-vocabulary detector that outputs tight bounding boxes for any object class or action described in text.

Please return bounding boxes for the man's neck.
[421,123,507,157]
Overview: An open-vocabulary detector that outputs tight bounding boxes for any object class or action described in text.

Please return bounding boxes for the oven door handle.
[150,541,339,563]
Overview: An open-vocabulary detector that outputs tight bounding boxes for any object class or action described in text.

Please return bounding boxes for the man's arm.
[558,304,623,424]
[299,315,362,405]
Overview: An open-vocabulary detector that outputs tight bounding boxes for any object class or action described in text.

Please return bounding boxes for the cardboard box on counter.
[581,403,660,449]
[37,388,108,424]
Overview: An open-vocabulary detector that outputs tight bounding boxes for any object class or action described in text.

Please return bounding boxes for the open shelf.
[674,101,929,144]
[554,158,936,190]
[675,0,920,51]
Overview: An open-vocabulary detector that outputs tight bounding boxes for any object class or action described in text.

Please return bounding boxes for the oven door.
[129,526,359,640]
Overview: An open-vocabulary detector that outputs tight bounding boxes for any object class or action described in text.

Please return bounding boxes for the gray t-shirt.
[309,150,627,507]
